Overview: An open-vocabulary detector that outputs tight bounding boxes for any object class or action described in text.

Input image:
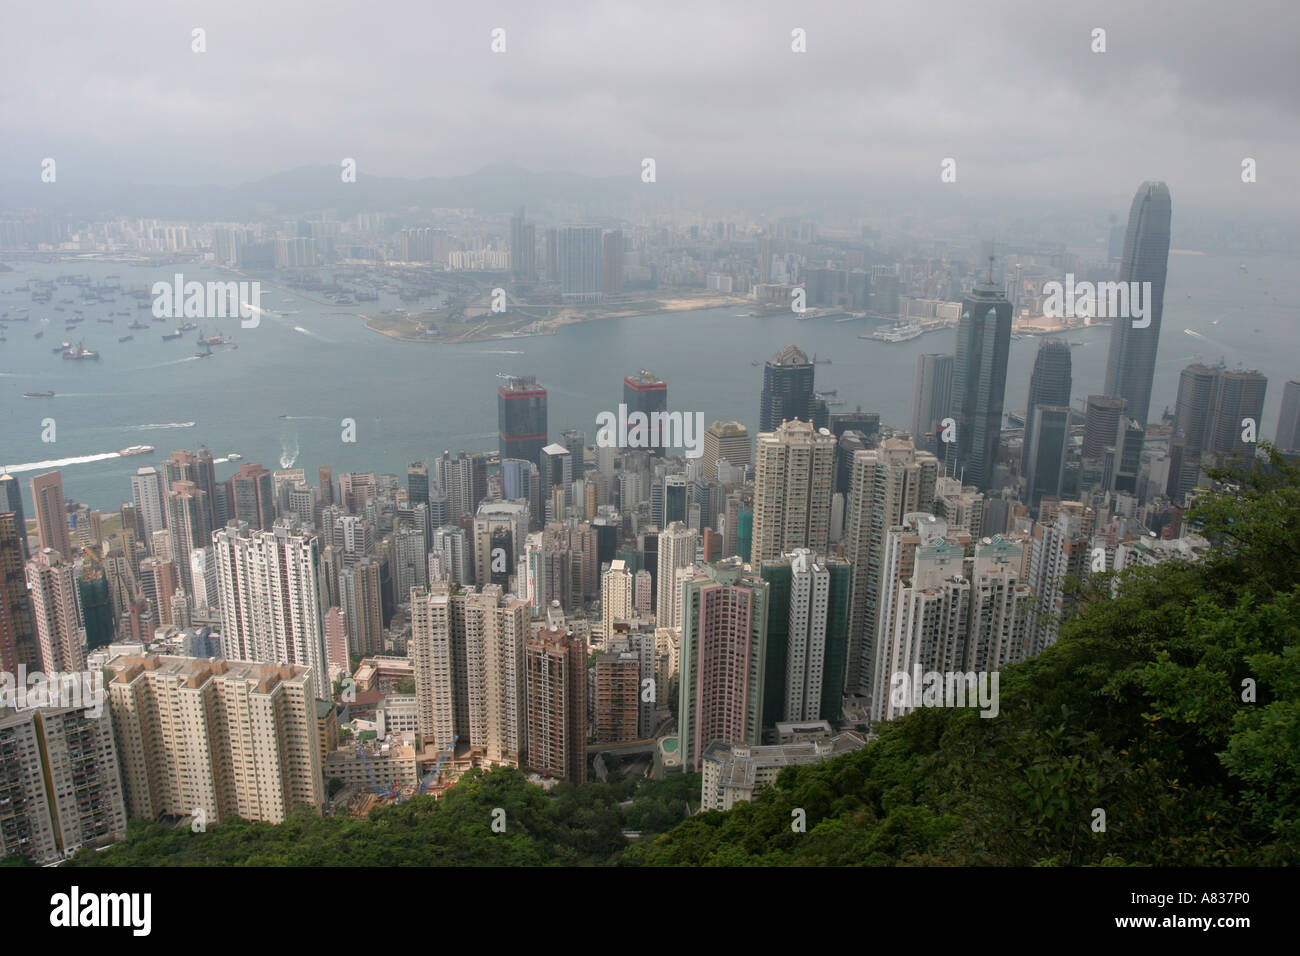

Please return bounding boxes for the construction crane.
[414,736,459,798]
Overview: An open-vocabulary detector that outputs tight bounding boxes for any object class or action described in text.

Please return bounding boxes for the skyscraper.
[212,518,327,678]
[25,548,86,673]
[701,420,752,477]
[624,370,668,455]
[1021,340,1072,475]
[677,559,769,771]
[525,605,587,782]
[751,419,836,565]
[1103,181,1173,426]
[1083,395,1127,460]
[760,345,828,433]
[166,479,211,595]
[0,474,29,562]
[130,467,166,551]
[231,462,275,531]
[951,266,1013,491]
[461,585,528,767]
[1025,406,1071,507]
[411,584,456,752]
[510,207,536,280]
[558,224,602,300]
[602,229,624,295]
[0,512,39,674]
[29,471,71,561]
[1277,380,1300,454]
[911,353,954,456]
[843,438,939,701]
[1208,369,1267,462]
[498,376,548,468]
[656,522,697,628]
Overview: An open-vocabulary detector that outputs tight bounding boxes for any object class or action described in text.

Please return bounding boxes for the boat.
[195,350,212,358]
[119,445,154,457]
[128,320,148,329]
[152,315,167,322]
[52,341,72,353]
[119,334,134,343]
[33,331,43,339]
[866,322,924,343]
[227,453,242,461]
[199,332,231,345]
[63,341,99,361]
[97,317,115,324]
[23,391,55,398]
[162,331,183,341]
[177,321,197,331]
[1070,341,1085,346]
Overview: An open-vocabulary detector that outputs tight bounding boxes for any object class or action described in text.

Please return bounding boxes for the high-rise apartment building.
[26,548,85,673]
[677,559,769,771]
[0,513,39,674]
[0,474,29,562]
[410,584,456,752]
[29,471,71,561]
[655,522,697,629]
[751,419,836,565]
[231,462,275,530]
[701,420,751,478]
[601,559,634,640]
[525,605,587,782]
[106,654,323,825]
[558,224,602,300]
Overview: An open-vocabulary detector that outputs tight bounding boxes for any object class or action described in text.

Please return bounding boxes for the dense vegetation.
[58,446,1300,866]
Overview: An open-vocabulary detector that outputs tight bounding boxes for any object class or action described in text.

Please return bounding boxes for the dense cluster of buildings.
[5,180,1294,863]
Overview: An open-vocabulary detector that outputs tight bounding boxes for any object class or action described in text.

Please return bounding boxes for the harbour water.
[1,253,1296,512]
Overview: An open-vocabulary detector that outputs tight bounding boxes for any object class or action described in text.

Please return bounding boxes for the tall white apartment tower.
[751,420,836,565]
[656,522,697,628]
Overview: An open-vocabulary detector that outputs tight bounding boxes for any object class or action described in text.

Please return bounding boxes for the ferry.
[227,453,243,461]
[23,391,55,399]
[865,322,924,343]
[119,445,155,457]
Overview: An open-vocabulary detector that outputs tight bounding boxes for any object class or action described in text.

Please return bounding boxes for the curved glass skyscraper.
[1103,182,1173,426]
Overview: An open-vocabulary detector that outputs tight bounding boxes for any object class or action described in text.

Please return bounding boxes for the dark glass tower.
[952,267,1013,491]
[1021,340,1072,476]
[1103,181,1172,426]
[498,375,548,468]
[0,473,28,562]
[624,370,668,456]
[760,345,828,433]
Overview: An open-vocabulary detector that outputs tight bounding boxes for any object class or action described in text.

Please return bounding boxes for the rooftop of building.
[702,733,866,789]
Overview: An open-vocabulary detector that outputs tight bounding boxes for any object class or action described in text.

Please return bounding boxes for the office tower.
[1026,502,1096,655]
[1276,380,1300,454]
[211,518,327,677]
[410,584,456,751]
[1103,181,1173,426]
[498,376,548,468]
[510,207,536,280]
[0,513,39,674]
[911,353,955,455]
[951,266,1013,491]
[760,345,828,432]
[1083,395,1127,460]
[843,438,939,701]
[77,565,115,650]
[0,474,29,562]
[231,462,275,530]
[678,560,769,771]
[472,500,529,587]
[460,585,528,766]
[761,550,851,725]
[163,448,220,532]
[558,224,602,299]
[286,483,317,531]
[407,461,430,509]
[543,227,560,280]
[1209,369,1267,461]
[1170,364,1219,498]
[701,421,751,478]
[653,474,688,528]
[540,444,573,521]
[624,370,669,455]
[337,471,377,514]
[30,471,71,561]
[138,557,178,627]
[602,559,635,641]
[501,458,541,530]
[1021,341,1072,474]
[1110,417,1146,493]
[0,702,128,864]
[751,419,836,565]
[560,428,586,473]
[656,522,697,628]
[166,479,210,595]
[757,234,773,283]
[830,410,880,443]
[106,654,323,825]
[338,556,383,657]
[1025,406,1071,507]
[602,229,624,294]
[525,607,587,781]
[26,549,85,673]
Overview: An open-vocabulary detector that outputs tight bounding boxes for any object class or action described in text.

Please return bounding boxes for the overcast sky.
[2,0,1297,215]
